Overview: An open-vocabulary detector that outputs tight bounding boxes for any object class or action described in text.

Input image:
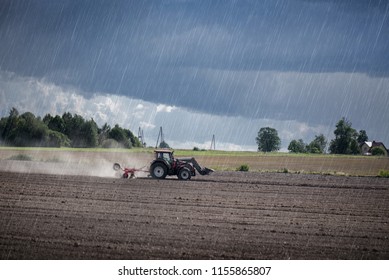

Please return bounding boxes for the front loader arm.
[186,157,214,175]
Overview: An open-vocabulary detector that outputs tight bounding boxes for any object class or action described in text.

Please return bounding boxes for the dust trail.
[0,150,152,178]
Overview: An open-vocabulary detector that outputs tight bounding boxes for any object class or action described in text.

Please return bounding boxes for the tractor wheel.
[122,173,129,179]
[150,162,168,179]
[178,167,191,180]
[113,163,121,171]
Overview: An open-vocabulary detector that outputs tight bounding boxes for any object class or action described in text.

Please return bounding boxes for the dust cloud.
[0,150,152,178]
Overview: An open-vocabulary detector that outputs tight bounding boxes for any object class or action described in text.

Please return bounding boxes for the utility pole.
[138,127,145,147]
[155,126,164,148]
[210,134,216,150]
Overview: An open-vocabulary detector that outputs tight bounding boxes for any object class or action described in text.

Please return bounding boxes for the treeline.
[287,118,369,155]
[256,118,371,155]
[0,108,142,148]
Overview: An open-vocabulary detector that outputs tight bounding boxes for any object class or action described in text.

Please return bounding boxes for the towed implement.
[113,149,213,180]
[113,163,148,179]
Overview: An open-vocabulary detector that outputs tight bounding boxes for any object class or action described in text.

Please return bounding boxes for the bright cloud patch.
[156,104,176,113]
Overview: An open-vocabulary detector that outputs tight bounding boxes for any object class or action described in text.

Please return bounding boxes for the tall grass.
[7,154,33,161]
[236,164,249,172]
[378,170,389,178]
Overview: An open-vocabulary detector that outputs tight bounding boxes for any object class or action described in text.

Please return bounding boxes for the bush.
[378,170,389,178]
[281,168,289,173]
[371,147,385,156]
[236,164,249,172]
[193,146,200,151]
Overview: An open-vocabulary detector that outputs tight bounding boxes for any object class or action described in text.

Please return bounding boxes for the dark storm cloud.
[0,0,388,124]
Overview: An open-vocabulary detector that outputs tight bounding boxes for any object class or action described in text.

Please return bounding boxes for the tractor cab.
[155,149,174,161]
[154,149,175,167]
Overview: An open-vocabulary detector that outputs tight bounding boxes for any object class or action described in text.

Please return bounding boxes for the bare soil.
[1,158,388,259]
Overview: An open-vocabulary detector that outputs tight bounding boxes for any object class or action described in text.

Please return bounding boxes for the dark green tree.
[14,112,47,146]
[42,114,52,125]
[256,127,281,152]
[80,119,98,148]
[98,123,111,146]
[329,118,360,154]
[109,124,132,148]
[357,130,368,144]
[371,147,385,156]
[47,130,71,147]
[124,128,142,148]
[0,109,139,149]
[307,134,327,154]
[0,117,7,142]
[47,115,66,134]
[62,113,93,148]
[159,140,170,149]
[1,107,19,144]
[288,139,306,153]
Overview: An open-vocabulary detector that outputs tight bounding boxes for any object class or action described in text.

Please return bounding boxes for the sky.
[1,0,388,151]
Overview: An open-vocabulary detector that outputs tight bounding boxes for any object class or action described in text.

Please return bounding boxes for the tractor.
[150,149,213,180]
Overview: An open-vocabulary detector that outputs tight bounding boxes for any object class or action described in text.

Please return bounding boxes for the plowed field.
[1,159,388,259]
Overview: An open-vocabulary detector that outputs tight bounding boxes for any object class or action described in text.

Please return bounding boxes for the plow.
[113,149,213,180]
[113,163,149,178]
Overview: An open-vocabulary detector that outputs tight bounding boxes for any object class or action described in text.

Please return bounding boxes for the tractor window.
[163,153,171,162]
[157,152,171,162]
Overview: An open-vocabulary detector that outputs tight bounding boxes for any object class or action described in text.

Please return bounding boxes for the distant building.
[360,141,388,156]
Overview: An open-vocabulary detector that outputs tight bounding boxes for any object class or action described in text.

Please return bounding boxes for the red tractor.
[150,149,213,180]
[114,149,213,180]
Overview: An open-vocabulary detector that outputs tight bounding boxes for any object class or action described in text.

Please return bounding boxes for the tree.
[109,124,131,148]
[124,128,142,148]
[47,130,71,147]
[1,107,19,144]
[0,117,7,143]
[357,130,368,144]
[62,112,82,146]
[61,113,97,148]
[0,108,139,149]
[47,115,66,134]
[80,119,98,148]
[256,127,281,152]
[98,123,111,146]
[15,112,47,146]
[159,140,170,149]
[307,134,327,154]
[329,118,360,154]
[288,139,306,153]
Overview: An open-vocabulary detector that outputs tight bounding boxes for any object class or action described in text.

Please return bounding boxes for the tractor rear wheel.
[150,162,168,179]
[178,167,191,180]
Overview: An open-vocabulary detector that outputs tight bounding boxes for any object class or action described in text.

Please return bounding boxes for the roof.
[371,141,386,148]
[154,149,174,153]
[363,141,372,148]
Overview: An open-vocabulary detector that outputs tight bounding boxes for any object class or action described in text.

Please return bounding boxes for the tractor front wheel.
[150,162,168,179]
[178,167,191,180]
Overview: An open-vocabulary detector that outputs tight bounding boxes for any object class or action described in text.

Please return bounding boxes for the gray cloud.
[1,0,388,148]
[1,71,334,150]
